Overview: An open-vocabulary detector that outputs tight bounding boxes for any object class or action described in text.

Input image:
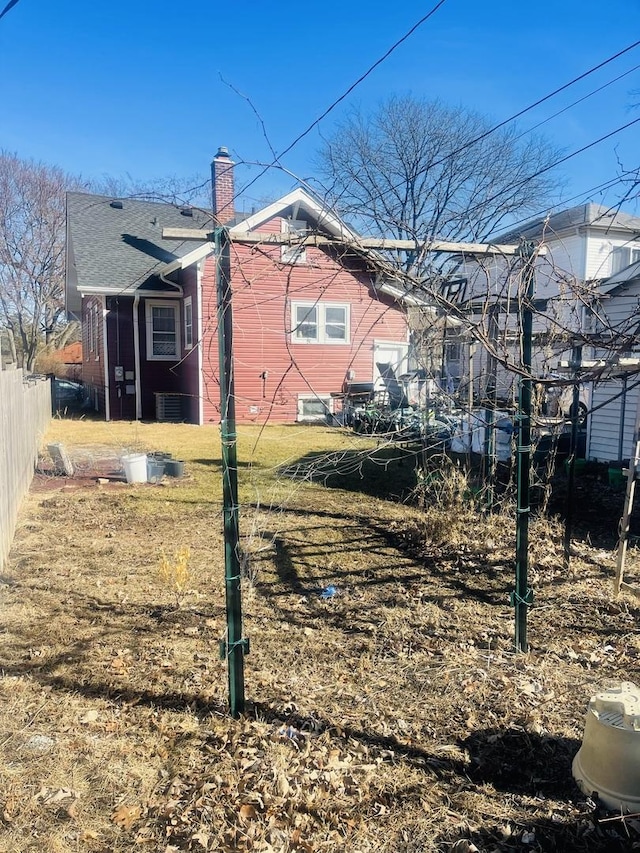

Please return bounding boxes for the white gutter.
[160,242,215,277]
[101,296,111,421]
[133,293,142,420]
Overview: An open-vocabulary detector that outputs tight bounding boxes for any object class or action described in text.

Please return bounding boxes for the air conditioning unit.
[155,393,183,423]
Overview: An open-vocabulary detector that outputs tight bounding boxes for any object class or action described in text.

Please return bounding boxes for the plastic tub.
[122,453,147,484]
[147,459,165,484]
[573,682,640,812]
[165,459,185,478]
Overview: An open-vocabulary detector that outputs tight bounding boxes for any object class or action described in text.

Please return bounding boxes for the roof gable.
[232,187,357,240]
[495,203,640,243]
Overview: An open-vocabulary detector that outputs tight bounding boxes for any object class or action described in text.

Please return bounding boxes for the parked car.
[52,378,84,409]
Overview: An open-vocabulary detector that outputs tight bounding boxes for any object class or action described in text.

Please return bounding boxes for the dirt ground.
[1,420,640,852]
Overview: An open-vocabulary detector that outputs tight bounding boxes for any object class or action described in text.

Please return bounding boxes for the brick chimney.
[212,146,235,224]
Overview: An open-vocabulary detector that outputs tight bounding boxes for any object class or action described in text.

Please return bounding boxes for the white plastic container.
[122,453,148,484]
[573,681,640,811]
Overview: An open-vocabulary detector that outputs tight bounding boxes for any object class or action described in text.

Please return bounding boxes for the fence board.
[0,369,51,571]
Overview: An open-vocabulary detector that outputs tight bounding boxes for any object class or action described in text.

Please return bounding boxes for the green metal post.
[483,304,500,509]
[215,225,246,717]
[563,346,582,570]
[513,241,536,653]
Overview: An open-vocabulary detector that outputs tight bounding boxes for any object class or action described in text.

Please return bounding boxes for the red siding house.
[65,149,411,425]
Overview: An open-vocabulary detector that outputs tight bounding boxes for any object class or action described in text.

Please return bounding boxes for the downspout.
[133,292,142,420]
[101,296,111,421]
[158,271,183,296]
[196,260,204,425]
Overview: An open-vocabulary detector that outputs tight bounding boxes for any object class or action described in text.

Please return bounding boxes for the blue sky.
[1,0,639,219]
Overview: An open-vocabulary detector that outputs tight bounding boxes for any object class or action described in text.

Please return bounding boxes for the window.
[146,300,180,360]
[86,307,94,354]
[281,218,307,264]
[184,296,193,349]
[611,246,640,274]
[86,304,98,356]
[291,302,349,344]
[444,341,461,362]
[297,394,333,423]
[93,306,99,360]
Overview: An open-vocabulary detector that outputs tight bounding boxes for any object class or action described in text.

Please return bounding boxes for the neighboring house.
[583,261,640,463]
[449,203,640,405]
[65,149,411,424]
[53,341,82,380]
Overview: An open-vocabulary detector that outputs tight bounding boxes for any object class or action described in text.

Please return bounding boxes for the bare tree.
[0,153,209,373]
[318,96,563,272]
[0,152,85,371]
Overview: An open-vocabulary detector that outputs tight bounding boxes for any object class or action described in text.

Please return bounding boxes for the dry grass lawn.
[1,418,640,852]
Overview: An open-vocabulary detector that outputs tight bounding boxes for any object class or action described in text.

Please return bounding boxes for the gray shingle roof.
[66,192,213,300]
[495,203,640,243]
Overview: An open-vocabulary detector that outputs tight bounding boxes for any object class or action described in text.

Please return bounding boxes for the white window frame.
[281,218,307,265]
[297,394,334,423]
[611,245,640,274]
[184,296,193,350]
[145,299,181,361]
[93,305,100,361]
[86,307,94,354]
[291,301,350,345]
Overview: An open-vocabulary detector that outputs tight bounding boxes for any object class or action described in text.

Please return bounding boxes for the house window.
[291,302,349,344]
[146,300,180,360]
[86,307,94,354]
[86,304,98,356]
[611,246,640,274]
[184,296,193,350]
[281,218,307,264]
[93,306,99,360]
[297,394,333,423]
[444,341,461,362]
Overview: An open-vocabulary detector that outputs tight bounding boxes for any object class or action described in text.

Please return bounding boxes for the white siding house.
[586,265,640,463]
[451,204,640,407]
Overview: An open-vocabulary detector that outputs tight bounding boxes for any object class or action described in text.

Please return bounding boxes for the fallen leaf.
[80,709,100,724]
[191,829,210,849]
[111,803,142,829]
[239,803,257,820]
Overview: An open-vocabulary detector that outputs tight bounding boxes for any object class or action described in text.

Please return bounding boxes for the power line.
[516,61,640,142]
[328,39,640,221]
[464,116,640,227]
[0,0,20,21]
[238,37,640,220]
[494,169,640,236]
[235,0,448,199]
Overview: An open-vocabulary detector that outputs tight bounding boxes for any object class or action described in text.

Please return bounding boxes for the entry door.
[373,341,408,399]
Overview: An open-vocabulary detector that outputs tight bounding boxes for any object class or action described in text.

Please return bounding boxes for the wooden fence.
[0,369,51,572]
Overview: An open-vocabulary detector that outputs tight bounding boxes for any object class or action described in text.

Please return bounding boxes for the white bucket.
[122,453,148,484]
[573,682,640,812]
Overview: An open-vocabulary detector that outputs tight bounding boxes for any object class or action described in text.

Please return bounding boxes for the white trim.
[233,187,357,241]
[160,242,215,277]
[101,296,110,421]
[80,285,182,296]
[145,299,181,361]
[183,295,193,349]
[133,293,142,420]
[291,301,350,344]
[196,261,204,426]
